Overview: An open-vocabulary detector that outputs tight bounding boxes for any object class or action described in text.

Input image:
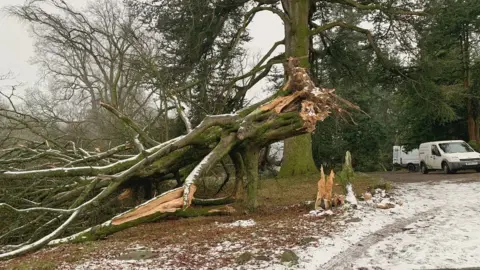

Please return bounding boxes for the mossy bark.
[279,135,318,177]
[66,207,232,243]
[230,152,246,199]
[279,0,318,177]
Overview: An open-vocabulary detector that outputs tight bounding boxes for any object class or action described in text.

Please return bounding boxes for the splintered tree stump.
[325,170,334,208]
[315,166,326,210]
[315,167,337,210]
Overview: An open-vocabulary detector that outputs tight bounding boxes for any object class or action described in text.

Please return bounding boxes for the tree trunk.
[279,0,318,176]
[230,152,246,199]
[242,147,260,211]
[467,100,477,142]
[462,24,478,143]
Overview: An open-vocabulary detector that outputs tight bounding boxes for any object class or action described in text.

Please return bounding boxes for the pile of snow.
[345,183,358,207]
[218,219,256,228]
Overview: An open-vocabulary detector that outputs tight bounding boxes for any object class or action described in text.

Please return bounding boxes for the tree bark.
[461,24,478,143]
[279,0,318,176]
[242,147,260,211]
[230,152,246,199]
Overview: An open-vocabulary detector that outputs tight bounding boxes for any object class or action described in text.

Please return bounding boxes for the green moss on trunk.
[278,134,318,177]
[279,0,318,176]
[69,207,231,243]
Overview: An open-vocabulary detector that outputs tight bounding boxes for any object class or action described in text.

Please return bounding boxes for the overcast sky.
[0,0,283,102]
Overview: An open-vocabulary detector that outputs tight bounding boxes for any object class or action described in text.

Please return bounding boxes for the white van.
[419,140,480,174]
[393,146,419,172]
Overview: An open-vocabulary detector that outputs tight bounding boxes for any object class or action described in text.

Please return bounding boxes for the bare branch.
[100,102,159,147]
[0,203,74,214]
[0,210,80,259]
[182,132,237,207]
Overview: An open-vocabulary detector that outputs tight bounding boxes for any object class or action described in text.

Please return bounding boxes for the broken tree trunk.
[0,58,357,259]
[315,167,335,210]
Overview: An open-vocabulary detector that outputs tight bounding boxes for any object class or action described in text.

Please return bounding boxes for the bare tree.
[15,0,149,111]
[8,0,189,149]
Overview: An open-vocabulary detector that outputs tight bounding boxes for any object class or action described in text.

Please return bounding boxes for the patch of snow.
[58,178,480,270]
[305,209,334,217]
[218,219,256,228]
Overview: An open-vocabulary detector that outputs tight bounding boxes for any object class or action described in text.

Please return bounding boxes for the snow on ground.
[217,219,257,228]
[289,178,480,270]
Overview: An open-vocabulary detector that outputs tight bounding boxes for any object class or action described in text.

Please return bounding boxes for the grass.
[256,170,389,209]
[8,257,59,270]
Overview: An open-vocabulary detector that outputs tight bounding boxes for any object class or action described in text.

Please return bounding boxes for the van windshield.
[438,142,474,153]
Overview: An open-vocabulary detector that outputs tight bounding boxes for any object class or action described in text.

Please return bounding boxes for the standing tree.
[396,0,480,147]
[131,0,426,176]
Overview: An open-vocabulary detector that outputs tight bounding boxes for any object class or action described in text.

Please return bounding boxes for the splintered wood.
[315,167,343,210]
[259,57,344,132]
[111,185,197,225]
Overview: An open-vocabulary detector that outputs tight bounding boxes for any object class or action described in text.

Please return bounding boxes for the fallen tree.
[0,58,357,259]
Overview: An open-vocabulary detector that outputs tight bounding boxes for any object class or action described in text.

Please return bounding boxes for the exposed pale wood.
[315,166,326,210]
[315,167,336,210]
[111,185,197,225]
[118,188,133,201]
[325,170,334,209]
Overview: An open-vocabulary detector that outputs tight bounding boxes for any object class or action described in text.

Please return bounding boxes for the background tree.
[11,0,171,148]
[396,0,480,149]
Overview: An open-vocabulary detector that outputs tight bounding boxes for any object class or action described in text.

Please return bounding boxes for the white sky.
[0,0,284,103]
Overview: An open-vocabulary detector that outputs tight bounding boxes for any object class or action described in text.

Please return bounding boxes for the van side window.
[431,145,441,156]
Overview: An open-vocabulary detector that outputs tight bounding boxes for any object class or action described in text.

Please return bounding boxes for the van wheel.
[476,168,480,173]
[442,162,452,174]
[420,163,429,174]
[407,163,416,172]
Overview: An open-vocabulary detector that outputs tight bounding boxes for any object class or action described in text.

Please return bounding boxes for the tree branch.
[100,102,159,147]
[0,210,80,259]
[322,0,427,16]
[173,96,192,133]
[182,132,237,207]
[310,21,392,70]
[248,6,290,26]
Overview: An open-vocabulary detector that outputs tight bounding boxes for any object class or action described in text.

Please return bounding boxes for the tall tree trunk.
[467,100,477,142]
[462,25,478,143]
[279,0,318,176]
